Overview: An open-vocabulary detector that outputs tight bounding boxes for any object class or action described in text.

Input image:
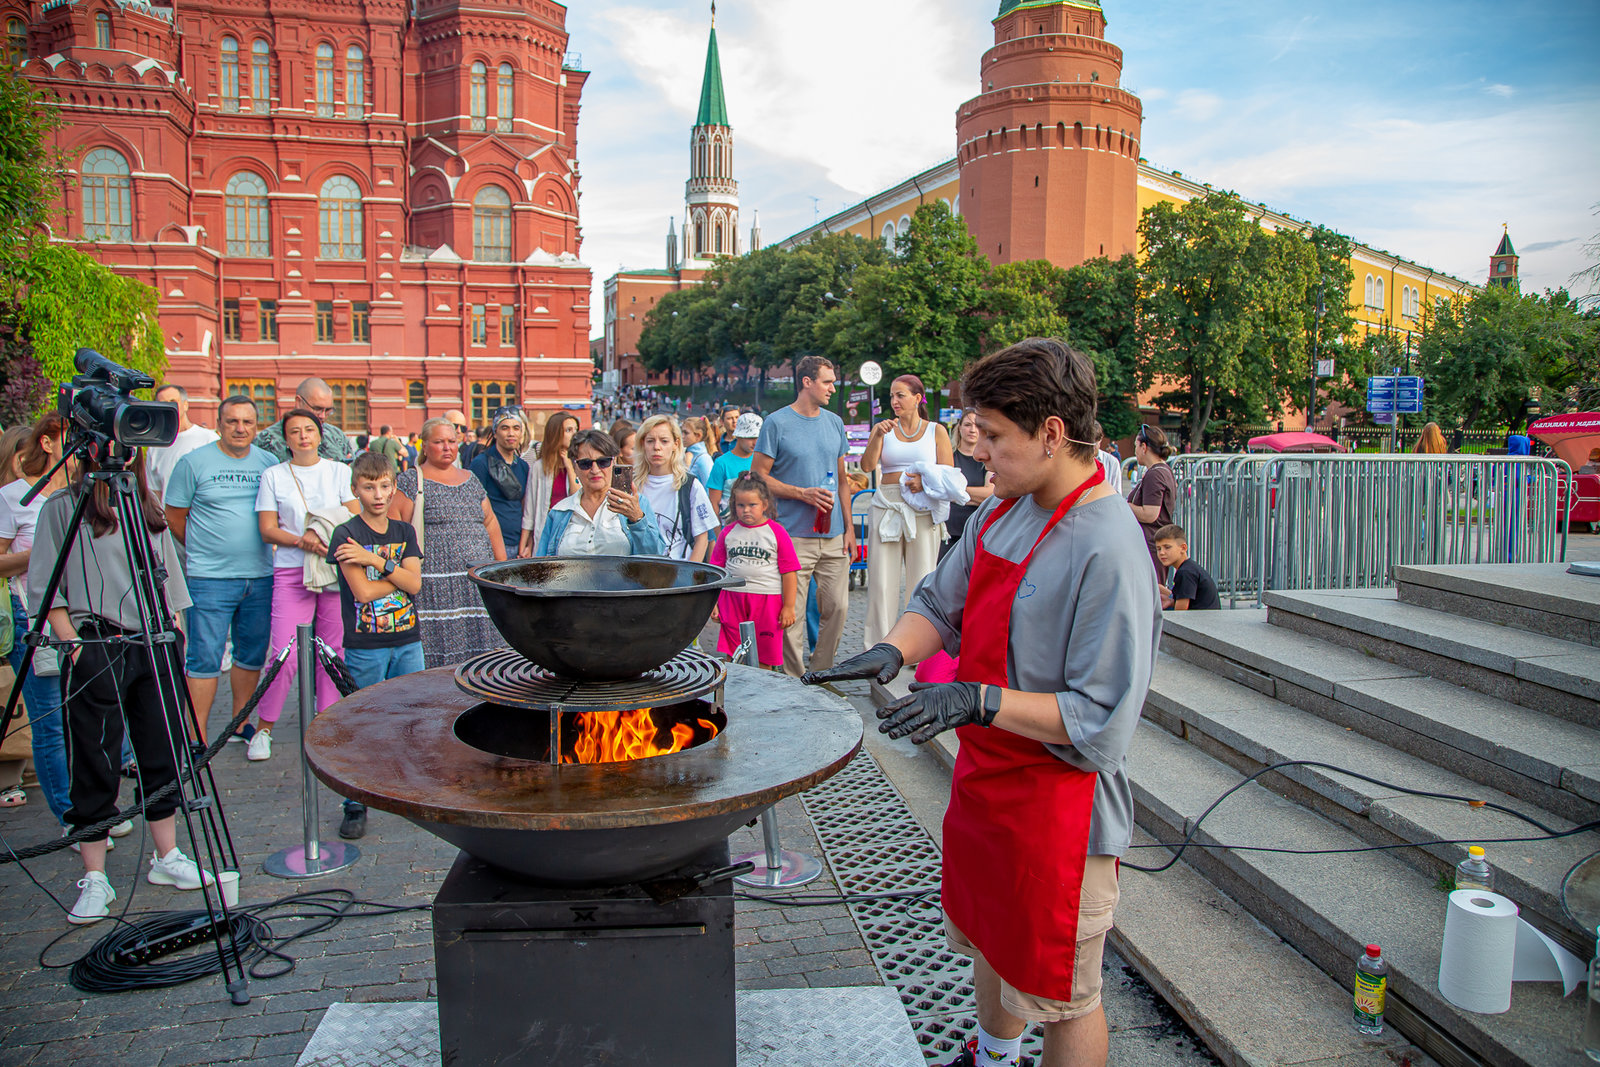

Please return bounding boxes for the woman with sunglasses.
[1127,424,1176,580]
[535,429,665,557]
[390,418,506,668]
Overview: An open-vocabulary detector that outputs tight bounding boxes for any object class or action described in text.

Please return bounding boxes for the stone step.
[1160,610,1600,826]
[1146,653,1597,956]
[1393,563,1600,648]
[1111,825,1435,1067]
[1128,722,1586,1067]
[1263,588,1600,728]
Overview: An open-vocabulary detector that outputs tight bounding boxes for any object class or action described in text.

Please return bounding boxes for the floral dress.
[397,469,504,669]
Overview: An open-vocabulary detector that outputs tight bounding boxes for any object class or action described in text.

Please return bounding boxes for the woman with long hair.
[250,410,359,761]
[940,408,995,562]
[681,415,716,487]
[634,415,716,561]
[29,444,213,924]
[391,418,506,668]
[517,411,578,557]
[1128,424,1177,580]
[859,373,953,649]
[535,429,665,556]
[0,413,75,822]
[1413,422,1448,454]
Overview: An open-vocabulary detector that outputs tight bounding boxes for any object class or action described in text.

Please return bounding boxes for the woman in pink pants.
[249,410,357,761]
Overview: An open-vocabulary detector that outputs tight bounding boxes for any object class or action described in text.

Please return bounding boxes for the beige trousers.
[864,489,942,650]
[782,534,850,678]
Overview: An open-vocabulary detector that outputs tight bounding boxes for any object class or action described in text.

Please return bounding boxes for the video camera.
[58,348,179,449]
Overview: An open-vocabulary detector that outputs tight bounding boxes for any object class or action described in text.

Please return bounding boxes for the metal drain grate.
[801,750,1044,1064]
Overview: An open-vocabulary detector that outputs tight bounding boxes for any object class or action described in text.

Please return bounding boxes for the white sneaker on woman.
[147,847,215,890]
[68,871,116,924]
[246,730,272,762]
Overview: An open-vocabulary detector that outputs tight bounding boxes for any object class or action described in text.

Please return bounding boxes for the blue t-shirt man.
[755,406,850,539]
[469,450,530,556]
[163,442,276,577]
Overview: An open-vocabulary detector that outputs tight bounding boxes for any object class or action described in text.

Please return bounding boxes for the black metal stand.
[0,436,251,1003]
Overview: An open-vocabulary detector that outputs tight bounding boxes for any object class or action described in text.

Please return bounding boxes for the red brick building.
[9,0,593,432]
[956,0,1142,266]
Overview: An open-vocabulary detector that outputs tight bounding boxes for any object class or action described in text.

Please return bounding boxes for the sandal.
[0,787,26,807]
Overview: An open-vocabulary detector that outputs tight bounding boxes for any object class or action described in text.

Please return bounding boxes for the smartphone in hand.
[611,464,633,494]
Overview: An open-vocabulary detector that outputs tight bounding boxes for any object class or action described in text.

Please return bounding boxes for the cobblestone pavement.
[0,582,1212,1066]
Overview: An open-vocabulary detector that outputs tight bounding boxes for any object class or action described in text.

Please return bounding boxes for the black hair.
[961,337,1097,463]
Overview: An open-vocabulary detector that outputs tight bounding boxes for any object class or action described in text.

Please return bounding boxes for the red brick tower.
[956,0,1142,266]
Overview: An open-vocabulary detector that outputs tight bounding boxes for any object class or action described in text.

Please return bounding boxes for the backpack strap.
[677,478,695,545]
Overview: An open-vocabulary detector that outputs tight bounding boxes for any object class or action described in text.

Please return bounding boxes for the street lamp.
[1307,289,1325,430]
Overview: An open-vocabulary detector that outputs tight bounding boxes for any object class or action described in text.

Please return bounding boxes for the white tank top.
[880,422,937,476]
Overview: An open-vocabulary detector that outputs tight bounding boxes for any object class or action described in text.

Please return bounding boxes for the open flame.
[565,709,719,765]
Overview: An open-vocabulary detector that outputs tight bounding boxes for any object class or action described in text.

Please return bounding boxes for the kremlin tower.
[682,12,739,265]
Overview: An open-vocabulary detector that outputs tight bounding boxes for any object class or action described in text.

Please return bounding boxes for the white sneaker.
[246,730,272,762]
[64,827,113,853]
[109,819,133,838]
[147,847,215,890]
[68,871,115,924]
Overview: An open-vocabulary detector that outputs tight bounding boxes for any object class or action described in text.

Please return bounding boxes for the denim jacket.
[535,497,667,557]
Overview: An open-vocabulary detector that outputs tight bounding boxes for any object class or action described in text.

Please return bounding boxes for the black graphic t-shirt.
[328,515,423,648]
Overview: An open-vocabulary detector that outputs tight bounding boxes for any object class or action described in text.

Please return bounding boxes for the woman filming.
[859,374,953,650]
[28,445,214,925]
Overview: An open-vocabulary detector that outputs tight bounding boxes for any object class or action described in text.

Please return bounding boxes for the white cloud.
[1171,89,1223,123]
[1484,83,1516,97]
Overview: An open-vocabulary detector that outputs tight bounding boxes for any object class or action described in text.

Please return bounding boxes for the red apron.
[943,469,1103,1001]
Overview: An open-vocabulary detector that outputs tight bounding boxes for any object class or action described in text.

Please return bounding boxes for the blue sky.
[565,1,1600,334]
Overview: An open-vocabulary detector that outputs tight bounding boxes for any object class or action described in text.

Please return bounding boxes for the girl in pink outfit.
[709,473,799,669]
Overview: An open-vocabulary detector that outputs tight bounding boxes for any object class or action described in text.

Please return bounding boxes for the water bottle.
[812,469,837,534]
[1353,944,1387,1035]
[1585,926,1600,1061]
[1455,846,1493,893]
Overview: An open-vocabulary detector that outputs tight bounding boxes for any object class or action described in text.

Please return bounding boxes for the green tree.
[1138,190,1316,446]
[1058,255,1142,437]
[0,65,62,287]
[816,201,987,388]
[16,245,166,384]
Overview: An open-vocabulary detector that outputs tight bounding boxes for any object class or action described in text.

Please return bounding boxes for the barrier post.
[732,621,823,888]
[264,625,360,879]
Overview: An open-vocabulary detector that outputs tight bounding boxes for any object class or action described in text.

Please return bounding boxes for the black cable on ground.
[44,889,429,994]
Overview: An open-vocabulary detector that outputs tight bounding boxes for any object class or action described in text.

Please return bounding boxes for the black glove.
[802,642,904,687]
[877,681,983,745]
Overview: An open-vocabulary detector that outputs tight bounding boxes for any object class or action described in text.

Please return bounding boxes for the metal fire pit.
[302,662,862,884]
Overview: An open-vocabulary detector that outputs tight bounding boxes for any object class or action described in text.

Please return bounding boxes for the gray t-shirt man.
[906,493,1161,857]
[754,406,850,539]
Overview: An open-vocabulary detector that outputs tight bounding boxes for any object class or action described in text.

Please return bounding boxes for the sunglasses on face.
[575,457,615,472]
[453,423,469,434]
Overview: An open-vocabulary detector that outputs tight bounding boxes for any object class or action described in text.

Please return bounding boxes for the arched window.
[469,61,487,131]
[219,37,239,111]
[318,175,362,259]
[1364,274,1374,309]
[496,63,513,132]
[898,215,912,239]
[314,43,335,116]
[345,45,364,118]
[881,221,895,248]
[80,148,132,240]
[8,17,28,64]
[224,172,270,257]
[250,40,271,112]
[694,219,704,256]
[714,222,722,254]
[94,11,110,49]
[1373,276,1385,312]
[472,185,511,261]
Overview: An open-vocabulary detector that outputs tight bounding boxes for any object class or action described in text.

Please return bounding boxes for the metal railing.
[1169,454,1571,606]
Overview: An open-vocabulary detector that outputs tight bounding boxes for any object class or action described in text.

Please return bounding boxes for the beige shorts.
[945,855,1120,1023]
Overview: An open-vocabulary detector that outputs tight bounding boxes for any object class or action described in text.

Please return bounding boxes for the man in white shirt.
[146,385,219,501]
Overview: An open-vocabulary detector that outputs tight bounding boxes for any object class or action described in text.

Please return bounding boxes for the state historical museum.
[7,0,592,431]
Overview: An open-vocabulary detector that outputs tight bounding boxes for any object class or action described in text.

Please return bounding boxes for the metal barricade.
[1171,454,1571,605]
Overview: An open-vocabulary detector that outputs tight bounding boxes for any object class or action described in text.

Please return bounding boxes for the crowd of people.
[0,358,1230,929]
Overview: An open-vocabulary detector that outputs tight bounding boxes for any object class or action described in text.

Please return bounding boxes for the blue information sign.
[1366,375,1424,415]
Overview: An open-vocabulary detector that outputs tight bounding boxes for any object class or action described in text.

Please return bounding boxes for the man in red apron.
[806,339,1161,1067]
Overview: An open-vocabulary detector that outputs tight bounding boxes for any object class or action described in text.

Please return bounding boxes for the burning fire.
[565,709,719,765]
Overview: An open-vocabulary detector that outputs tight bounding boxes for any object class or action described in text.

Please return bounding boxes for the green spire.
[998,0,1100,16]
[1495,230,1516,257]
[695,27,729,128]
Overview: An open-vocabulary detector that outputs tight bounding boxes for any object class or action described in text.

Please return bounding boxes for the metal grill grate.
[800,750,1044,1064]
[454,647,726,711]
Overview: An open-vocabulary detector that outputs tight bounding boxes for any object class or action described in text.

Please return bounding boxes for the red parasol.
[1528,412,1600,469]
[1246,431,1346,453]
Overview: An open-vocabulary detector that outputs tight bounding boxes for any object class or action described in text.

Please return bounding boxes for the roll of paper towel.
[1438,889,1519,1013]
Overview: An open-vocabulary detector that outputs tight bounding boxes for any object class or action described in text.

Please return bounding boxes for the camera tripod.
[0,432,252,1003]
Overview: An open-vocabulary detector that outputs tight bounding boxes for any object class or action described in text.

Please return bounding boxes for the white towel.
[899,462,970,526]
